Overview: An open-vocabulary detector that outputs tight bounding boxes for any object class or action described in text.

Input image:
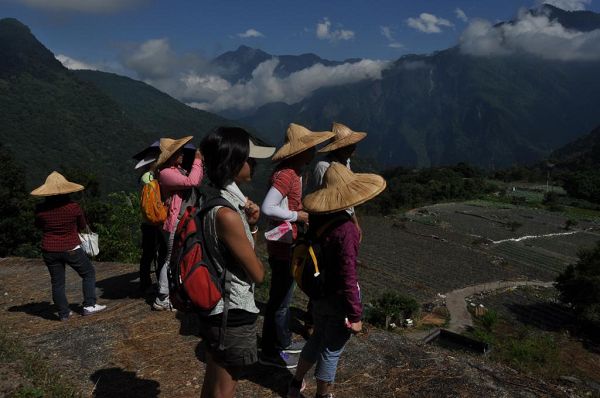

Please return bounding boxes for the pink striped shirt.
[159,158,203,233]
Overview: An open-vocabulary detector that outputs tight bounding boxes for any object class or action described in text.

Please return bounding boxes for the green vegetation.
[556,242,600,332]
[364,163,498,214]
[364,291,420,328]
[0,144,40,257]
[467,318,561,376]
[0,327,79,397]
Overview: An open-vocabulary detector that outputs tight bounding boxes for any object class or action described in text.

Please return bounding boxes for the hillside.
[74,70,236,139]
[0,257,578,397]
[0,18,240,193]
[239,6,600,169]
[550,124,600,169]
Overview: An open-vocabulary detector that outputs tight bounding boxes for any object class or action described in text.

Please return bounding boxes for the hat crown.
[323,162,355,188]
[46,171,69,185]
[285,123,311,143]
[331,122,353,140]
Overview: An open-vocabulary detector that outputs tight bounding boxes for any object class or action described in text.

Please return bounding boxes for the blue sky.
[2,0,599,113]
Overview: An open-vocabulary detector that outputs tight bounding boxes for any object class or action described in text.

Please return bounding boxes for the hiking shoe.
[282,340,305,354]
[287,378,306,398]
[83,304,106,316]
[152,296,174,311]
[259,351,298,369]
[59,311,74,321]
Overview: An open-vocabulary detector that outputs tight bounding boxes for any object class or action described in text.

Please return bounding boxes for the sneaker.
[315,394,334,398]
[282,340,305,354]
[59,310,74,321]
[83,304,106,316]
[287,378,306,398]
[152,296,174,311]
[259,351,298,369]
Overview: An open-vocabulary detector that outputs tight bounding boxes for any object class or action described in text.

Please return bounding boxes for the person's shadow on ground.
[193,341,293,397]
[95,271,141,300]
[8,301,80,320]
[90,367,160,398]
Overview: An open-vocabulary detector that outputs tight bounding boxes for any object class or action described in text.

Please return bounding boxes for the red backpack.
[167,197,235,314]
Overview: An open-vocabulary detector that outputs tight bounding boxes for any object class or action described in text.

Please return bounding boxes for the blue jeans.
[299,296,351,383]
[42,248,97,318]
[261,258,295,354]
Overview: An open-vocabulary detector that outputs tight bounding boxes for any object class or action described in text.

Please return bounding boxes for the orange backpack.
[140,179,167,225]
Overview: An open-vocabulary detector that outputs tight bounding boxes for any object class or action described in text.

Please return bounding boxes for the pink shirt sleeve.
[159,158,203,190]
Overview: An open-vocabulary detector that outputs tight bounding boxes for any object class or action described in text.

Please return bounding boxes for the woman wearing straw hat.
[32,172,106,321]
[198,127,273,398]
[259,123,334,369]
[286,162,386,398]
[310,122,367,239]
[154,136,204,311]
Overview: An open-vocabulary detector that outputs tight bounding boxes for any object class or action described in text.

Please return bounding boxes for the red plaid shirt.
[35,200,87,252]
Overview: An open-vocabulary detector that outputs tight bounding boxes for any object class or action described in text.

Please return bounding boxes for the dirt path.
[445,280,554,332]
[0,258,570,397]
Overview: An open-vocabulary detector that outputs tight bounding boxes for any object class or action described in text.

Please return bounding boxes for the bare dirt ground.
[0,257,576,397]
[1,202,597,397]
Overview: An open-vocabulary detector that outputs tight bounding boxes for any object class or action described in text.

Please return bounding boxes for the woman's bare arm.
[215,207,264,284]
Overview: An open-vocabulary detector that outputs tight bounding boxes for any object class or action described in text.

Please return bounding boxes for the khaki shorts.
[199,319,258,368]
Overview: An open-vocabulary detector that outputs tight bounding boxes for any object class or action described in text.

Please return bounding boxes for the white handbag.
[79,226,99,257]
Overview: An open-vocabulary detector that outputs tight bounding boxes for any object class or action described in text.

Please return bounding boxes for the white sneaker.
[83,304,107,316]
[152,296,174,311]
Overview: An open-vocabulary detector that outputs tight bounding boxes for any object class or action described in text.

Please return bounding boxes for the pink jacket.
[159,158,203,233]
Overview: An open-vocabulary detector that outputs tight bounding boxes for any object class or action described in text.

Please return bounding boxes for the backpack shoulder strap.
[197,195,238,350]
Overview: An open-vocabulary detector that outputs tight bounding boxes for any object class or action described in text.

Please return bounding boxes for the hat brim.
[157,136,194,166]
[303,173,386,214]
[272,132,335,162]
[30,182,84,197]
[134,155,157,170]
[318,132,366,153]
[249,139,275,159]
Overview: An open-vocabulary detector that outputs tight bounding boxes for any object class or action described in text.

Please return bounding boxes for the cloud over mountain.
[535,0,591,11]
[407,13,453,33]
[186,58,389,112]
[460,8,600,61]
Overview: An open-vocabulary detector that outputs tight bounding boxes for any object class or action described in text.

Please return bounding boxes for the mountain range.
[2,4,600,193]
[231,4,600,168]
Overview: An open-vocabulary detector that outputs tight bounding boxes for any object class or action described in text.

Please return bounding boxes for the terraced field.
[357,201,600,303]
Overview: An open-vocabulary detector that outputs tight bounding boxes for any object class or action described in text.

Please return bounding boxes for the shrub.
[556,242,600,332]
[365,291,419,328]
[480,309,498,331]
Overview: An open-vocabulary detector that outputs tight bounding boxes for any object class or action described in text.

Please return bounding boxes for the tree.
[0,145,39,256]
[556,242,600,332]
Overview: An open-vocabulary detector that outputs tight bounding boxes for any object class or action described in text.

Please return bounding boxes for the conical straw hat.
[303,162,386,214]
[30,171,84,197]
[271,123,335,162]
[319,122,367,153]
[156,136,194,166]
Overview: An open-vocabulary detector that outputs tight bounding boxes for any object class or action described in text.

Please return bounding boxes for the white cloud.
[121,38,179,80]
[238,29,265,38]
[535,0,591,11]
[407,13,453,33]
[316,18,355,42]
[56,54,97,70]
[455,8,468,22]
[12,0,146,13]
[380,26,404,49]
[186,58,390,112]
[459,9,600,61]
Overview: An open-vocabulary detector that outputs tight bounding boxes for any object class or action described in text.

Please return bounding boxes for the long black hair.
[200,127,250,189]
